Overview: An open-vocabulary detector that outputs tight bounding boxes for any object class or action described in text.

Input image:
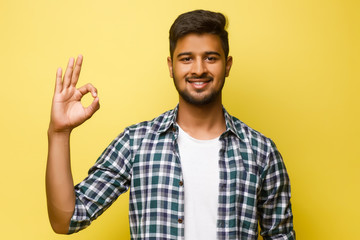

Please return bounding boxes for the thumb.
[84,97,100,119]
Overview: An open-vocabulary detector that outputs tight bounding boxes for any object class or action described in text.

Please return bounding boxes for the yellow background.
[0,0,359,239]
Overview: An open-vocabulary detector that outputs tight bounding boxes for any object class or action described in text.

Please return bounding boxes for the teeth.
[194,82,204,85]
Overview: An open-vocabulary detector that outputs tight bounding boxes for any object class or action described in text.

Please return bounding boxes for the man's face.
[167,33,232,106]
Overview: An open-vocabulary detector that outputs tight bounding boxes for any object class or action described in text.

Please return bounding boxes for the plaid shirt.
[69,106,295,239]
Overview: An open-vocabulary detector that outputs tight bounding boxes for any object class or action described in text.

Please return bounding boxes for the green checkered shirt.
[69,106,295,239]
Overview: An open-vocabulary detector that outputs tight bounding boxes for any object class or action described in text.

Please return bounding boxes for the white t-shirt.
[177,125,222,239]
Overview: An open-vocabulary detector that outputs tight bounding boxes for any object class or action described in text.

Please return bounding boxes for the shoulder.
[121,108,175,141]
[229,114,274,149]
[227,113,279,171]
[103,108,175,158]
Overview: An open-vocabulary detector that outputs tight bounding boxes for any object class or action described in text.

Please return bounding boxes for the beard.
[173,73,225,106]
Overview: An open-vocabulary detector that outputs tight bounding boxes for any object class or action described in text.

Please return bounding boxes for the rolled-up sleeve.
[258,140,295,240]
[68,129,133,234]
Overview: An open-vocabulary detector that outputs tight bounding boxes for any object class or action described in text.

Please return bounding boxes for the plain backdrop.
[0,0,359,239]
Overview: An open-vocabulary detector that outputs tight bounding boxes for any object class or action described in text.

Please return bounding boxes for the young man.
[46,10,295,239]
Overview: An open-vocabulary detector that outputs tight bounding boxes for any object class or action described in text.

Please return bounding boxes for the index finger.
[71,55,83,87]
[78,83,98,98]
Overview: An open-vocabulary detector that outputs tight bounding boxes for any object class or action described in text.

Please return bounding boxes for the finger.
[55,67,63,93]
[84,96,100,119]
[78,83,98,98]
[63,57,75,89]
[71,55,83,87]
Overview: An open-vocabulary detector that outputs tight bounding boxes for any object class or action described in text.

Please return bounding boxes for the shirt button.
[179,181,183,186]
[178,218,183,223]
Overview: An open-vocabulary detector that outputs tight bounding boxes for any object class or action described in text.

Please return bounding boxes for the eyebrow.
[176,52,192,58]
[205,51,221,56]
[176,51,221,58]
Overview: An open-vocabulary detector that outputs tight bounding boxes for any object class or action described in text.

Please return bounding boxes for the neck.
[176,97,226,140]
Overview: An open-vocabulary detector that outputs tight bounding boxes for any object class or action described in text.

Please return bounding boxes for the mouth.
[186,76,213,84]
[191,81,209,85]
[187,79,212,84]
[186,78,213,89]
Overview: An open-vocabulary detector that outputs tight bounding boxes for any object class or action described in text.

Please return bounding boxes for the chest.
[130,133,260,193]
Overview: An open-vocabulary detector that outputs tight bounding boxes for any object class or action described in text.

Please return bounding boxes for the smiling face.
[167,33,232,106]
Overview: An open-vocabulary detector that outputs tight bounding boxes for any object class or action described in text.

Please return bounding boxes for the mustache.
[185,74,214,82]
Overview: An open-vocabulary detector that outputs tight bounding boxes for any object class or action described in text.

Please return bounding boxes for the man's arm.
[258,140,295,240]
[46,55,100,234]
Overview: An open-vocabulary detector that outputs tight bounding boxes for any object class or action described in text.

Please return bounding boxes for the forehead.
[174,33,224,56]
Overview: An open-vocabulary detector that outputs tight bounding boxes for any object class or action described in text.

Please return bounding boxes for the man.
[46,10,295,239]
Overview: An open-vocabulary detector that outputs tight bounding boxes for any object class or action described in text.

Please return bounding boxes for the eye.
[205,56,218,62]
[180,57,192,62]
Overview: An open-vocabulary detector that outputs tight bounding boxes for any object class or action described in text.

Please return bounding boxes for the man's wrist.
[48,125,72,138]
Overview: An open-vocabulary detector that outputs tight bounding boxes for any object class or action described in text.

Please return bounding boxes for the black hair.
[169,9,229,59]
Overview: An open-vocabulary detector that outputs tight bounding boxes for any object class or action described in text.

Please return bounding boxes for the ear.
[167,57,174,78]
[225,56,233,77]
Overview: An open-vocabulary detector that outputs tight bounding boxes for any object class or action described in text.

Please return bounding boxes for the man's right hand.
[49,55,100,133]
[46,55,100,234]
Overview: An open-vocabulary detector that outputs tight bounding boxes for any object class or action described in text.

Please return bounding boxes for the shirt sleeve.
[258,139,295,240]
[68,128,133,234]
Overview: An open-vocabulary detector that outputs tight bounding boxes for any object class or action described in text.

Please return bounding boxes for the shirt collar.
[157,105,179,134]
[222,107,242,140]
[157,105,242,140]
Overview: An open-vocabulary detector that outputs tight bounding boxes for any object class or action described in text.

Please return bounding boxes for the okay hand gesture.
[49,55,100,133]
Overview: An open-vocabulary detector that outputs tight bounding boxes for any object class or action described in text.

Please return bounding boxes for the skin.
[167,33,232,139]
[46,55,99,234]
[46,33,232,233]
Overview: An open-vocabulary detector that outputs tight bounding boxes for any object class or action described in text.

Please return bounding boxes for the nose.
[191,57,207,76]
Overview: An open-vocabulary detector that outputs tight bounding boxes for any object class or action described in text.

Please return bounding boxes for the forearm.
[46,129,75,234]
